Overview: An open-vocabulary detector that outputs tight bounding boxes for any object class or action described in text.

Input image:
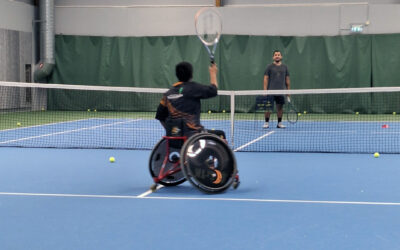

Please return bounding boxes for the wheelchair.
[149,119,240,194]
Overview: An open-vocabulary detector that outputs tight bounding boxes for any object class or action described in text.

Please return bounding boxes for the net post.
[230,91,235,148]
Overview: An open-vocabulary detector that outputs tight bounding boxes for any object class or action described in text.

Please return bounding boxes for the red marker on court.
[382,124,389,128]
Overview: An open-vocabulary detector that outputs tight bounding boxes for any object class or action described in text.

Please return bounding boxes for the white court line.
[0,118,93,132]
[0,119,142,144]
[137,184,164,197]
[0,191,399,206]
[234,131,275,151]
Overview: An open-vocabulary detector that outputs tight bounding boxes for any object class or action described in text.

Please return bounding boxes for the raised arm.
[209,63,218,88]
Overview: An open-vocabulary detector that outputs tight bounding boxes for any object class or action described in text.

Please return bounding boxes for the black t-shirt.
[264,63,290,90]
[155,81,217,131]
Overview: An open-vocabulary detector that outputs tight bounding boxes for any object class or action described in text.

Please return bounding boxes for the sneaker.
[277,122,286,128]
[263,122,269,128]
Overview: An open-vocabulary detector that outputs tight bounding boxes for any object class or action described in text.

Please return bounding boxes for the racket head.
[286,99,299,124]
[287,109,298,124]
[195,8,222,47]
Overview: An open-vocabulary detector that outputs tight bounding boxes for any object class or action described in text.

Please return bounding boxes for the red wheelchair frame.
[149,133,240,193]
[151,136,187,184]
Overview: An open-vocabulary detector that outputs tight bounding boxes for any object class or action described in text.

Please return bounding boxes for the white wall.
[54,1,400,37]
[0,0,34,32]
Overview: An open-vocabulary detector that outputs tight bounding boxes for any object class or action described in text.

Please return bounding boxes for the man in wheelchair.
[150,61,239,193]
[155,61,225,140]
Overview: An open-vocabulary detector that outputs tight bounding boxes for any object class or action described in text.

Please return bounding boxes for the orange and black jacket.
[155,81,217,131]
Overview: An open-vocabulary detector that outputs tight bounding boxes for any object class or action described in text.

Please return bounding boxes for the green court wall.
[48,34,400,113]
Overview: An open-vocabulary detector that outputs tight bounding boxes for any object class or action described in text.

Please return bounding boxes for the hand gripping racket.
[195,8,222,64]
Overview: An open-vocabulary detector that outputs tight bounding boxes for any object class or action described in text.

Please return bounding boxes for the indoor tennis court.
[1,0,400,249]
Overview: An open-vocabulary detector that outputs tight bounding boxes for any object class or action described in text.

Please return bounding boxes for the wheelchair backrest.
[165,118,187,148]
[165,118,186,137]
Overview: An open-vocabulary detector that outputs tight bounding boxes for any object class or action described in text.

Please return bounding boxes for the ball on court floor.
[94,109,97,112]
[109,156,115,163]
[297,113,301,116]
[374,152,380,158]
[41,107,45,111]
[393,112,396,115]
[16,122,21,126]
[222,110,226,113]
[303,111,307,114]
[208,110,212,114]
[87,109,91,112]
[355,112,359,115]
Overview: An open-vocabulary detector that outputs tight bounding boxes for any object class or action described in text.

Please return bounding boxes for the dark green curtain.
[48,33,400,112]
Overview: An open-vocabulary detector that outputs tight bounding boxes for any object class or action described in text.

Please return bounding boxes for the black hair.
[272,50,282,56]
[175,62,193,82]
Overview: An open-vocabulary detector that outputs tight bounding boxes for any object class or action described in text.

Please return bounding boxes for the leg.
[275,95,286,128]
[263,95,274,128]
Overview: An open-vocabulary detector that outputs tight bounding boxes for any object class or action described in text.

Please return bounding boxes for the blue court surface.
[1,117,399,153]
[1,147,400,250]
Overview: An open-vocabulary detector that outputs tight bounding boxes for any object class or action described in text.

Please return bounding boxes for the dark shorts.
[266,95,285,105]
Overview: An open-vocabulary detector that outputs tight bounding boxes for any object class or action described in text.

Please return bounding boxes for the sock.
[265,117,270,122]
[278,117,282,123]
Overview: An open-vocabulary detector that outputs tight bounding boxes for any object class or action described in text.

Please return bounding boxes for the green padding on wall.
[372,33,400,86]
[48,33,400,113]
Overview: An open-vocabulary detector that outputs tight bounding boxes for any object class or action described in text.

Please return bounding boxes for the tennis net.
[1,81,399,153]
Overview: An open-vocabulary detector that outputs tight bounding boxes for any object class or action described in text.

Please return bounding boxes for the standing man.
[263,50,291,128]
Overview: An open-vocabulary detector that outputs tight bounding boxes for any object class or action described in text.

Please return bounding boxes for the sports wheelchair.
[149,119,240,193]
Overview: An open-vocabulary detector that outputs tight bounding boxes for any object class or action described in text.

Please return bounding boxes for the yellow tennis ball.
[94,109,97,112]
[208,110,211,114]
[222,110,226,113]
[303,111,307,114]
[109,157,115,163]
[374,152,380,158]
[355,112,359,115]
[17,122,21,126]
[41,107,45,111]
[393,112,396,115]
[297,113,301,116]
[87,109,91,112]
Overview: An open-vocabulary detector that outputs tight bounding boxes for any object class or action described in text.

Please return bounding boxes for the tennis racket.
[194,8,222,64]
[286,96,298,124]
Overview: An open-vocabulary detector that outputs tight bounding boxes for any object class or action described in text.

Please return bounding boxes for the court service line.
[0,119,142,144]
[1,191,400,206]
[0,118,94,132]
[234,131,275,151]
[137,185,164,197]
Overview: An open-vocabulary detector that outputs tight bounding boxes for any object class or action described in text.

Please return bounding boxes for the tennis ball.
[374,152,380,158]
[303,111,307,114]
[393,112,396,115]
[41,107,45,111]
[355,112,359,115]
[109,156,115,163]
[208,110,212,114]
[297,113,301,116]
[94,109,97,112]
[222,110,226,113]
[17,122,21,126]
[87,109,91,112]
